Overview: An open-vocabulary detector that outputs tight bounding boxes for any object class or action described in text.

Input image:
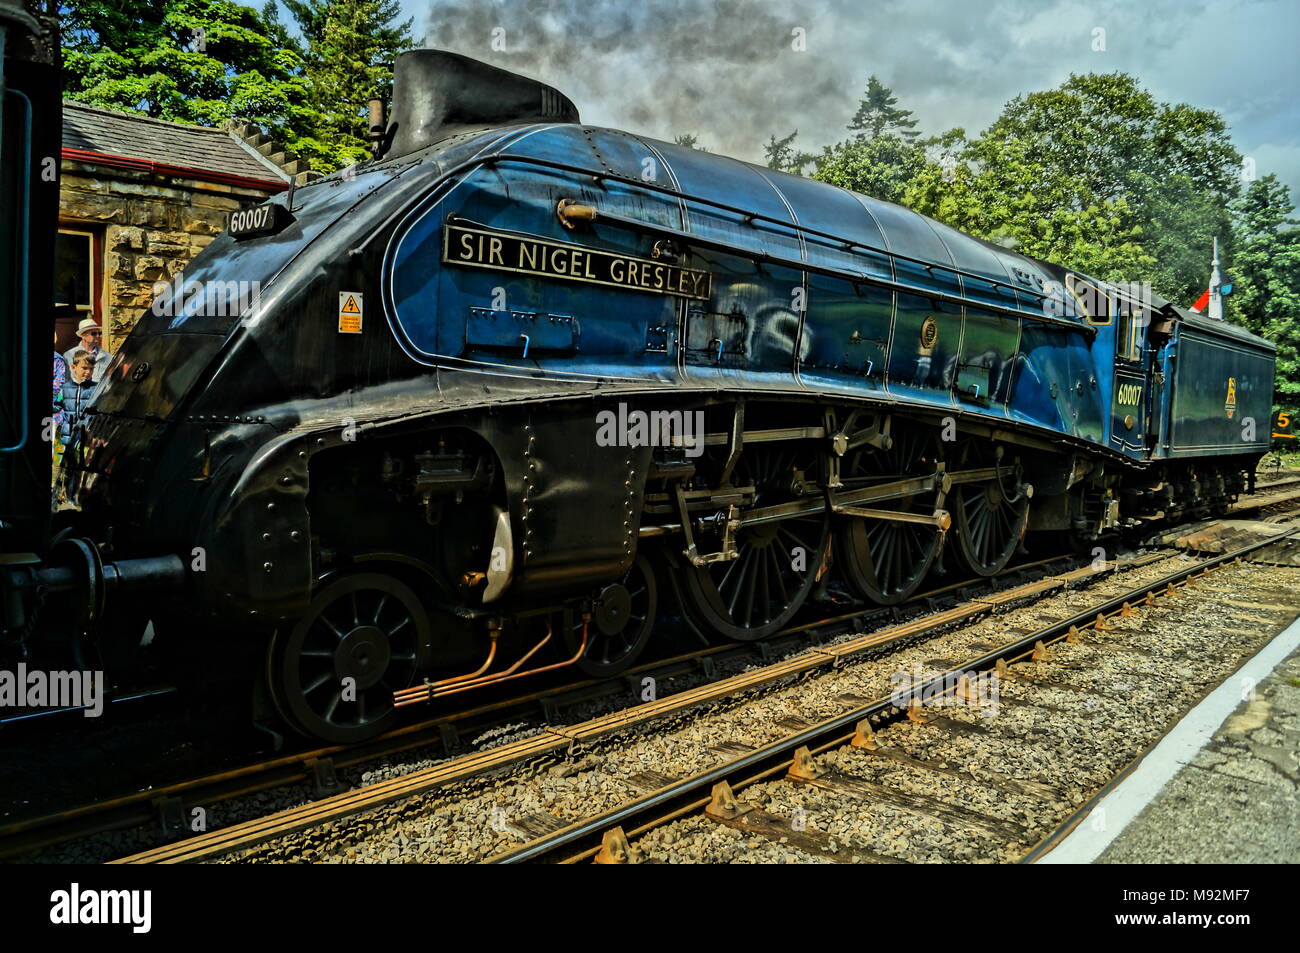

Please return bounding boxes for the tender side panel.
[1167,328,1274,456]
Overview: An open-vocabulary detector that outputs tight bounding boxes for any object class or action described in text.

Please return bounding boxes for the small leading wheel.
[836,428,943,605]
[951,445,1030,576]
[565,553,658,678]
[678,445,830,641]
[269,573,431,744]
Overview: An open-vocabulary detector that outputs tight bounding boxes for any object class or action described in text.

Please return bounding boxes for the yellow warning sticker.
[1225,376,1237,419]
[338,292,363,334]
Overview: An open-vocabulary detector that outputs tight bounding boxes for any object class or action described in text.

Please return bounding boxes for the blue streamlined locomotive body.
[10,51,1274,742]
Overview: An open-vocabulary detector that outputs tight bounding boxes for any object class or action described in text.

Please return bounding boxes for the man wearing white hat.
[62,318,114,383]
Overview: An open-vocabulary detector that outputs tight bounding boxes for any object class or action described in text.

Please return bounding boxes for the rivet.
[290,531,302,541]
[266,502,276,512]
[263,562,273,572]
[262,533,272,542]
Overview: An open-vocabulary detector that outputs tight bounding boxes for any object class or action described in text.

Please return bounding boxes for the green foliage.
[60,0,412,173]
[763,130,814,175]
[61,0,310,133]
[848,75,918,142]
[801,78,927,201]
[928,73,1242,304]
[814,133,927,204]
[282,0,414,171]
[1228,175,1300,400]
[673,133,707,152]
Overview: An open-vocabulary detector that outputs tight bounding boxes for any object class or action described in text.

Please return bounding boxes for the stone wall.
[59,160,279,352]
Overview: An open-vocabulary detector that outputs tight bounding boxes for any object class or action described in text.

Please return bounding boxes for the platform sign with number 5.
[1273,409,1295,441]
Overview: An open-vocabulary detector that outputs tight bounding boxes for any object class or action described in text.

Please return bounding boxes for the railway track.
[478,527,1298,864]
[1232,473,1300,514]
[104,522,1300,865]
[104,551,1187,864]
[8,491,1296,864]
[0,552,1078,860]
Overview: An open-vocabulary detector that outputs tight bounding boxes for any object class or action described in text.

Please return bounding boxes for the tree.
[60,0,310,134]
[1228,175,1300,400]
[764,130,815,175]
[673,133,707,151]
[283,0,414,170]
[848,76,918,142]
[813,133,927,204]
[909,73,1241,304]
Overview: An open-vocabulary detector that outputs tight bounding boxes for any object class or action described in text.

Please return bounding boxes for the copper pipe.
[427,623,555,695]
[395,625,550,701]
[391,631,499,705]
[367,98,385,140]
[428,629,500,688]
[431,622,586,701]
[394,621,589,707]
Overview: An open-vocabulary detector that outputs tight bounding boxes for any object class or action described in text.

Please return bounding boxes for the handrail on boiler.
[423,149,1095,336]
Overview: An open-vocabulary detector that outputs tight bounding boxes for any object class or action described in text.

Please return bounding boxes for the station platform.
[1040,618,1300,864]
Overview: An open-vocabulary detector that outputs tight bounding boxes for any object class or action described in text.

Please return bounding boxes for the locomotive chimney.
[385,50,580,161]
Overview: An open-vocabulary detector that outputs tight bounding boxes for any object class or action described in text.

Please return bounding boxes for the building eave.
[61,147,290,194]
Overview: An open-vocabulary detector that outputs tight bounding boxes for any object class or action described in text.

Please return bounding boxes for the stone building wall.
[59,160,279,352]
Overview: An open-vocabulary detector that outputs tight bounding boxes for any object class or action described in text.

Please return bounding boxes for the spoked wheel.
[836,428,943,604]
[565,553,658,678]
[269,573,431,744]
[951,444,1030,576]
[678,445,830,641]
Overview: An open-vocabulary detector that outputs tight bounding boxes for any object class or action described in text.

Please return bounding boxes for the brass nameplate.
[443,223,712,300]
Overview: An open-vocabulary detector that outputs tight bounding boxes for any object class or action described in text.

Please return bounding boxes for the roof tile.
[62,102,290,183]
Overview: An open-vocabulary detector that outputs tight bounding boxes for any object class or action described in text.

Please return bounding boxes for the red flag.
[1190,287,1210,312]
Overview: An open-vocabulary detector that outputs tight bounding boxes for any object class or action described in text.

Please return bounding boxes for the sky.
[391,0,1300,201]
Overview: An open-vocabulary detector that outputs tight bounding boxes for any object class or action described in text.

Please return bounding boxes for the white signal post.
[1209,237,1224,321]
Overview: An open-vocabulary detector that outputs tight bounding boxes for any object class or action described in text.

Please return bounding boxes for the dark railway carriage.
[3,51,1276,742]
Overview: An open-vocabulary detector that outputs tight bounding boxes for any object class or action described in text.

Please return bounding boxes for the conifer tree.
[847,76,918,141]
[283,0,414,169]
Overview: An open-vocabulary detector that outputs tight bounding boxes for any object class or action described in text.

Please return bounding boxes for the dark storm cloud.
[408,0,1300,195]
[420,0,837,149]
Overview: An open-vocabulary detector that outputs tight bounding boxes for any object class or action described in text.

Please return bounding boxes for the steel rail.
[1017,564,1300,864]
[487,526,1296,864]
[0,553,1071,860]
[111,553,1125,864]
[13,486,1297,860]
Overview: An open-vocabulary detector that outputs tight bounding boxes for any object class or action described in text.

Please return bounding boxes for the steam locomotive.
[1,49,1275,743]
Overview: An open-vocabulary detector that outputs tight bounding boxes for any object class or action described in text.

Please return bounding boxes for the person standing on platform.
[62,318,113,383]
